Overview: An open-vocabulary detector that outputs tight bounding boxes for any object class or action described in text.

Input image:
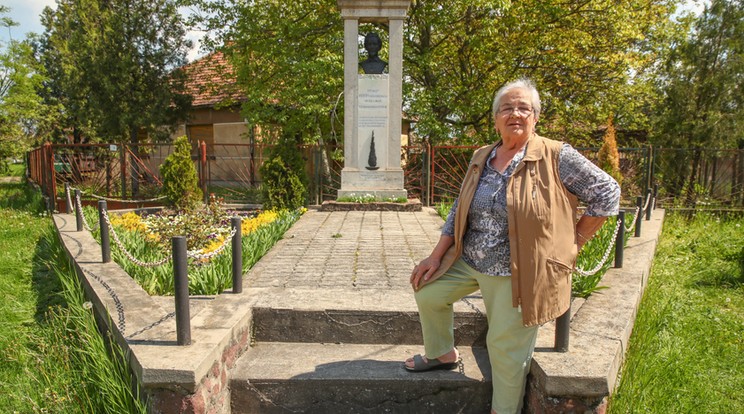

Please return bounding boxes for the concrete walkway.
[52,206,665,413]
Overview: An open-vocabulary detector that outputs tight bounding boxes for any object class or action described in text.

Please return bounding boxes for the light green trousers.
[415,259,539,414]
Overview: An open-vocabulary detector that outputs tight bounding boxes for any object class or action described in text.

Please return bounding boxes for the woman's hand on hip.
[410,256,441,290]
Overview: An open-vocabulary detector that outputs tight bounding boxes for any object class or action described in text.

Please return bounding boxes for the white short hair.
[492,79,541,120]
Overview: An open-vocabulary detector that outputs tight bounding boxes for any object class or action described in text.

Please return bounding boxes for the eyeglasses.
[498,106,533,117]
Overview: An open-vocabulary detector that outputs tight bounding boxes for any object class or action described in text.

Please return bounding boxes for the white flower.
[82,301,93,310]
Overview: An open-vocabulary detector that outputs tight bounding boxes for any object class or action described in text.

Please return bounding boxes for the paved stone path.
[245,209,445,290]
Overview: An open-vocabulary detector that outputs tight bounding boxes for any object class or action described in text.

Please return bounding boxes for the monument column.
[387,17,404,171]
[337,0,411,200]
[342,18,359,170]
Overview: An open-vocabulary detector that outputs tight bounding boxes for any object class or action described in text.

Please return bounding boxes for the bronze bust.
[360,32,388,74]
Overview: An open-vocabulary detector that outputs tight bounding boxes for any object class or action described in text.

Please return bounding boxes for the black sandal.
[404,354,458,372]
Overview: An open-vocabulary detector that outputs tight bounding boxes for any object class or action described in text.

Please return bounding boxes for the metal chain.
[624,207,640,232]
[65,185,71,208]
[75,191,98,232]
[642,192,652,213]
[88,192,167,203]
[186,227,238,260]
[574,218,622,277]
[83,268,126,334]
[125,312,175,339]
[102,209,172,268]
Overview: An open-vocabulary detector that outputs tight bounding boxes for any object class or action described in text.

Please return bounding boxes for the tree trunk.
[684,148,702,207]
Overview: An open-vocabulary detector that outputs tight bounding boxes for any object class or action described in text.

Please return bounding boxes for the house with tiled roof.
[172,51,252,149]
[166,51,273,188]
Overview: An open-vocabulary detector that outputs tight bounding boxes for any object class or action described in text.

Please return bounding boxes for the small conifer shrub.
[598,116,623,187]
[160,136,203,211]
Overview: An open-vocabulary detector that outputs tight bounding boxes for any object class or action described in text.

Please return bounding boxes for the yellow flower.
[201,235,225,255]
[110,212,146,233]
[241,210,279,234]
[145,232,161,243]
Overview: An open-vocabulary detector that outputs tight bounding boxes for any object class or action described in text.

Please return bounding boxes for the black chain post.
[75,189,83,231]
[635,196,643,237]
[98,200,111,263]
[173,236,191,346]
[645,188,652,221]
[614,211,625,268]
[554,304,571,352]
[231,217,243,294]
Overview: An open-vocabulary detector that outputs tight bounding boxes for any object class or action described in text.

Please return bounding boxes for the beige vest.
[421,135,578,326]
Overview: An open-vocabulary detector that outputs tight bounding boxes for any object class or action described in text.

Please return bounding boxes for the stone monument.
[336,0,411,200]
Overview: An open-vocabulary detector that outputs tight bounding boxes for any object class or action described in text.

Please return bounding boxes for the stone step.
[251,307,489,346]
[230,342,492,414]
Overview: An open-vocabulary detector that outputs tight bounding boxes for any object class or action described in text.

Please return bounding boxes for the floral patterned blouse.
[442,143,621,277]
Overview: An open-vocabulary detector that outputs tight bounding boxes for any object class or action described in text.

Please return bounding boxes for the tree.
[39,0,194,196]
[652,0,743,149]
[38,0,193,144]
[404,0,680,145]
[191,0,677,146]
[650,0,744,202]
[0,7,58,164]
[187,0,344,144]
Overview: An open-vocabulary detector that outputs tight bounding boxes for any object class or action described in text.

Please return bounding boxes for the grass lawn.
[609,212,744,413]
[0,176,144,413]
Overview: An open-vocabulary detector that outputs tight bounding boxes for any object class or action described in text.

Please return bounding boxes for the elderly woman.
[405,79,620,414]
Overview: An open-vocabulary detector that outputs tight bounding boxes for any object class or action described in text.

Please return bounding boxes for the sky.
[0,0,53,44]
[1,0,708,61]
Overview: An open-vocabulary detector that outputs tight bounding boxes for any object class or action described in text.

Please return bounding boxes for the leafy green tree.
[190,0,677,146]
[404,0,679,145]
[0,8,59,164]
[187,0,344,144]
[652,0,743,149]
[650,0,744,202]
[38,0,194,195]
[39,0,193,144]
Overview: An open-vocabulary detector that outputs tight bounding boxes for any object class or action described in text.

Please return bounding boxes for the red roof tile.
[181,51,245,108]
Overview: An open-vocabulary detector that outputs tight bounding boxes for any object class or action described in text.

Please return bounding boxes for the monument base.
[339,169,407,200]
[319,199,422,212]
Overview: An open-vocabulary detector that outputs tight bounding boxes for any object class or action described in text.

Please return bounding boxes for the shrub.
[159,136,202,211]
[598,116,623,187]
[260,157,305,210]
[259,133,308,210]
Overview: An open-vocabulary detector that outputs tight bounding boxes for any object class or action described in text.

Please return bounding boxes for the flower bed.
[86,203,304,295]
